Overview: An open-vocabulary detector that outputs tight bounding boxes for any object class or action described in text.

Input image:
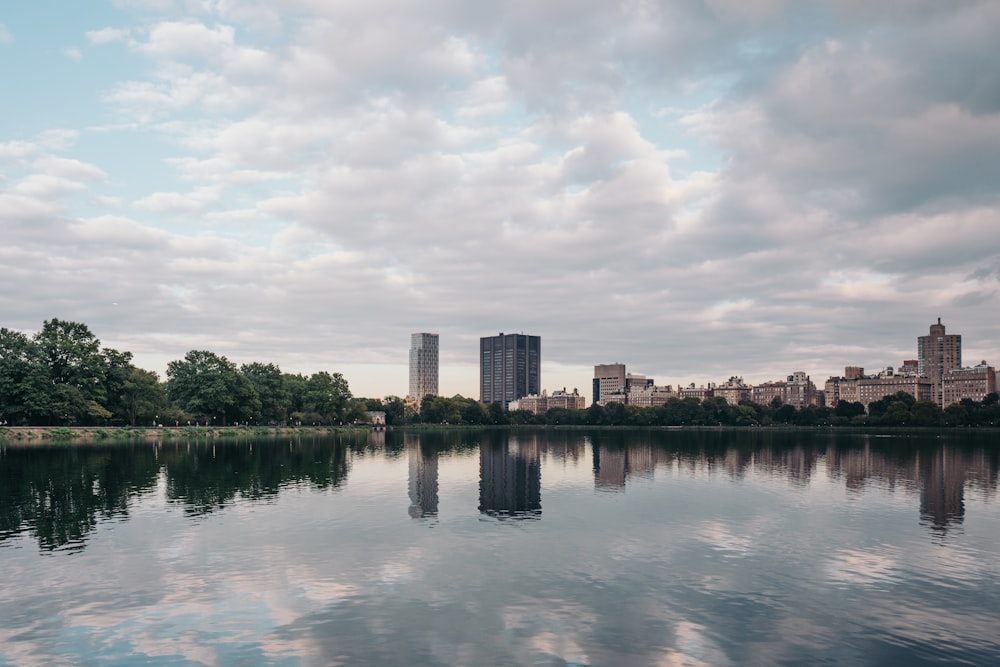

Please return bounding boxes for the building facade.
[593,364,626,405]
[510,388,586,415]
[480,333,541,409]
[918,318,962,406]
[753,375,821,409]
[942,362,997,407]
[712,376,750,406]
[408,333,439,400]
[826,367,934,410]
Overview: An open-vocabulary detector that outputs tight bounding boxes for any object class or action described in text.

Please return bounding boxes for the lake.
[1,429,999,666]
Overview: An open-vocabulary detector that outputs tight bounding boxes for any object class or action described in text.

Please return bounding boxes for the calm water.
[1,429,999,666]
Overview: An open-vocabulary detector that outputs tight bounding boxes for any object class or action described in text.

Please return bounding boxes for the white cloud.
[2,0,1000,397]
[86,27,132,44]
[0,23,12,44]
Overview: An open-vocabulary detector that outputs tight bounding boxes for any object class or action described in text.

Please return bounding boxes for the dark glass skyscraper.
[479,332,540,408]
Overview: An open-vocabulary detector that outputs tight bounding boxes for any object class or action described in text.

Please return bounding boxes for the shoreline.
[3,423,998,444]
[0,425,373,443]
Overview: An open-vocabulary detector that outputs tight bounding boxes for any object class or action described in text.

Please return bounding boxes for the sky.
[2,0,1000,400]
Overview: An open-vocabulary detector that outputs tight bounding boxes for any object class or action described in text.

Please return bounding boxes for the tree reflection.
[0,445,159,551]
[0,435,355,551]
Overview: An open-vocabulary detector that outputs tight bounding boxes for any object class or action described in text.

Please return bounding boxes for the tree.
[122,368,168,426]
[241,362,290,423]
[303,371,352,423]
[381,395,406,425]
[835,401,866,420]
[420,395,461,424]
[31,319,110,424]
[166,350,260,424]
[101,347,135,424]
[487,402,509,425]
[0,328,36,425]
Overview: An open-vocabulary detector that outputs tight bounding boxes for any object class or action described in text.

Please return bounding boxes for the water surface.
[1,429,998,666]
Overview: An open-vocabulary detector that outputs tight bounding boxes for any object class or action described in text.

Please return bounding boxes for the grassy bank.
[0,425,373,443]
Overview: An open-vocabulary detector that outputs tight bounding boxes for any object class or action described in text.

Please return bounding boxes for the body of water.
[1,429,999,666]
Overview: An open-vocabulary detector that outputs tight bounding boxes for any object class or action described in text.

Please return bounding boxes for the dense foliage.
[0,320,359,426]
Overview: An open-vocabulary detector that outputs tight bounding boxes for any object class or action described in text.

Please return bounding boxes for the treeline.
[373,391,1000,428]
[0,319,363,426]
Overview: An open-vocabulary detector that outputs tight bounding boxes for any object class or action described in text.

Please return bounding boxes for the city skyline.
[2,2,999,400]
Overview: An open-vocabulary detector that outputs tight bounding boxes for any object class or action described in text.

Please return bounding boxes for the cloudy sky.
[2,0,999,399]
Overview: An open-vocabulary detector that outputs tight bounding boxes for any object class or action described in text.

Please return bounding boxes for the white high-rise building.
[409,333,439,400]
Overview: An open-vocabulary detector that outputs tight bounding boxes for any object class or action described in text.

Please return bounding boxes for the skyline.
[3,2,1000,399]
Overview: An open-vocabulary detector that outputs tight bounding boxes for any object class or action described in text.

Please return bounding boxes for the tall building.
[918,318,962,406]
[593,363,626,405]
[408,333,439,400]
[480,332,541,408]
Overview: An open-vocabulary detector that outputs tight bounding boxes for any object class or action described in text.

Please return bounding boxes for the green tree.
[835,401,866,420]
[101,347,135,424]
[420,395,461,424]
[166,350,260,425]
[122,367,168,426]
[303,371,353,423]
[241,362,290,423]
[381,395,406,425]
[0,328,37,425]
[487,402,509,425]
[32,319,109,424]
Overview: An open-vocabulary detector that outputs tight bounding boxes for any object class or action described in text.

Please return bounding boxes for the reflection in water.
[479,433,541,518]
[1,430,998,549]
[407,434,439,518]
[921,446,966,534]
[1,429,1000,666]
[591,436,655,491]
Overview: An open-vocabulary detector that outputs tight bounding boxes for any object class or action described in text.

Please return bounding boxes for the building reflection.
[479,434,541,518]
[407,434,439,519]
[592,440,655,491]
[919,446,966,534]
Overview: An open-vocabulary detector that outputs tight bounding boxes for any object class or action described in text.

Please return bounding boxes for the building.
[480,333,541,409]
[750,371,817,410]
[714,376,750,406]
[918,318,962,406]
[510,388,586,415]
[593,364,665,406]
[627,384,677,408]
[593,364,626,405]
[827,367,934,410]
[678,383,714,401]
[408,333,439,400]
[942,362,997,407]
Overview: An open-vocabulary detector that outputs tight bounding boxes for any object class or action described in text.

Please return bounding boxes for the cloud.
[0,23,12,44]
[86,27,131,44]
[2,0,1000,397]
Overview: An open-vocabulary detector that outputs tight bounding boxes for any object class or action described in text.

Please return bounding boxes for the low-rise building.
[678,383,714,401]
[826,366,932,410]
[752,371,816,408]
[942,362,997,407]
[628,384,677,408]
[548,388,587,411]
[511,388,586,414]
[714,376,750,406]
